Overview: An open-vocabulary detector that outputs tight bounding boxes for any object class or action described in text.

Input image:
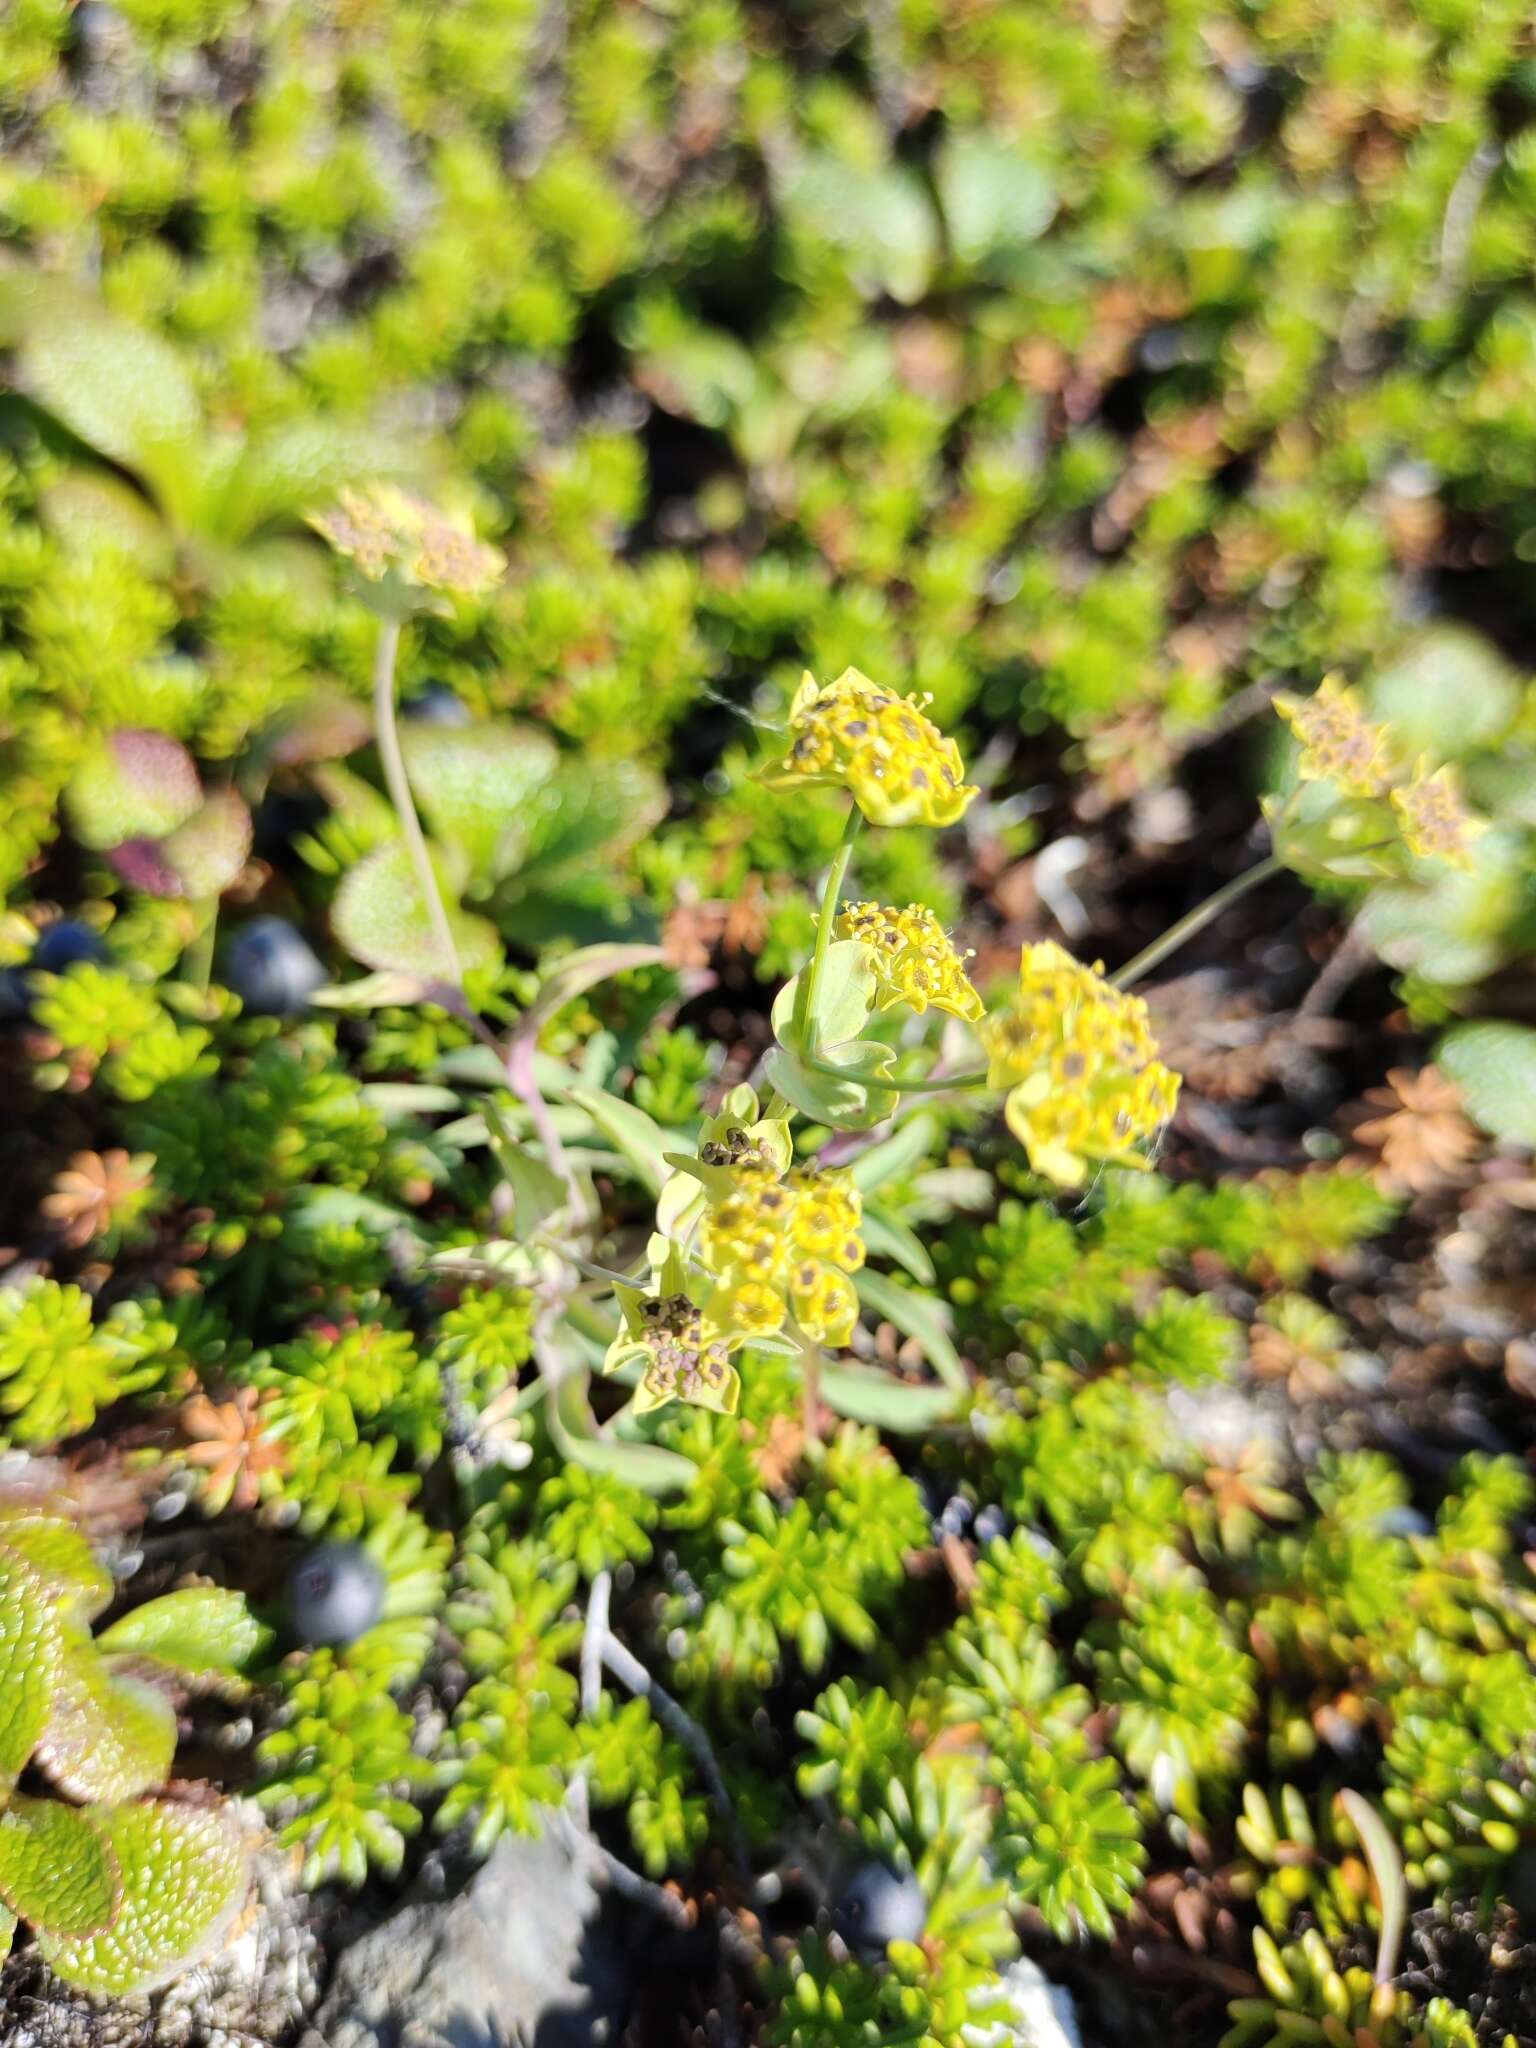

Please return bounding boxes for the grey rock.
[303,1816,629,2048]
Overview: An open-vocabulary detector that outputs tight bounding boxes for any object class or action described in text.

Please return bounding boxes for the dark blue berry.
[224,916,325,1017]
[937,1494,975,1540]
[31,921,109,974]
[286,1542,386,1646]
[971,1504,1013,1548]
[833,1861,927,1960]
[403,684,471,727]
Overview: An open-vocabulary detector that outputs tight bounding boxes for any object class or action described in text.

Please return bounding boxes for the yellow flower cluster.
[1390,760,1484,869]
[1272,677,1483,869]
[1273,678,1394,797]
[309,483,504,599]
[603,1288,741,1417]
[699,1164,865,1348]
[769,668,978,829]
[835,901,985,1022]
[979,941,1180,1187]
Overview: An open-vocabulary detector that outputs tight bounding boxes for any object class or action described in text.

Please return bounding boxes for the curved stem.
[793,806,862,1056]
[799,1053,990,1093]
[1112,853,1283,991]
[372,615,461,988]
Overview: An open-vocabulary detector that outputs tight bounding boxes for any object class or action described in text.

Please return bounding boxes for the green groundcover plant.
[2,1,1536,2042]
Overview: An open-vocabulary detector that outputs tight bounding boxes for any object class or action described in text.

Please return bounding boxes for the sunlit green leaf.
[33,1638,177,1804]
[97,1586,268,1682]
[333,840,500,979]
[1438,1021,1536,1146]
[401,723,558,886]
[37,1801,249,1997]
[0,1797,119,1936]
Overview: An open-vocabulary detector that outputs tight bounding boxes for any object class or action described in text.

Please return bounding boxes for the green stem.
[183,899,217,994]
[1112,853,1283,991]
[799,1054,990,1093]
[372,614,461,989]
[793,806,862,1056]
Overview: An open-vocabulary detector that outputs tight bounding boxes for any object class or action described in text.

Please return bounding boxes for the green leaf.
[935,131,1055,267]
[39,469,175,571]
[548,1371,697,1496]
[848,1113,941,1193]
[333,840,501,979]
[854,1270,968,1395]
[37,1801,249,1997]
[0,1509,113,1619]
[514,759,667,888]
[97,1587,268,1681]
[1367,628,1519,761]
[0,1556,59,1778]
[1437,1022,1536,1146]
[32,1638,177,1803]
[311,969,434,1012]
[10,288,204,528]
[772,940,877,1056]
[0,1797,119,1937]
[155,792,253,899]
[219,416,415,544]
[819,1364,957,1432]
[0,1903,15,1965]
[562,1086,671,1195]
[1360,832,1530,987]
[518,943,666,1038]
[358,1083,464,1118]
[67,731,202,852]
[484,1101,570,1236]
[401,723,559,887]
[762,1040,898,1130]
[860,1205,937,1285]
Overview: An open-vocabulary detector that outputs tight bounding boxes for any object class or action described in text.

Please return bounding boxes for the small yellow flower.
[309,483,504,599]
[836,901,985,1023]
[601,1287,741,1417]
[788,1261,859,1348]
[980,941,1181,1186]
[694,1160,866,1352]
[1273,677,1395,797]
[788,1168,865,1273]
[1390,760,1484,869]
[768,668,978,829]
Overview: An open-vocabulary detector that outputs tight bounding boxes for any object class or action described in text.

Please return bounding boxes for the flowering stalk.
[1112,854,1284,992]
[792,805,862,1057]
[371,616,462,990]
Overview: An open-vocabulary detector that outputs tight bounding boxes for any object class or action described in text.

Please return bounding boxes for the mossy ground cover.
[3,3,1536,2044]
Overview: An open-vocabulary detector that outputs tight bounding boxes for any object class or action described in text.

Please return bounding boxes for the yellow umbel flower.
[836,901,985,1023]
[696,1162,866,1350]
[1390,760,1484,869]
[980,941,1180,1187]
[309,483,504,599]
[769,668,978,829]
[1272,677,1394,797]
[602,1287,741,1417]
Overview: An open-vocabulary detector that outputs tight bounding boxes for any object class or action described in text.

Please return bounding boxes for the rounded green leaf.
[333,841,501,979]
[33,1638,177,1804]
[0,1508,113,1620]
[156,792,254,899]
[400,723,558,886]
[1437,1022,1536,1147]
[66,731,202,852]
[0,1556,59,1779]
[37,1801,249,1997]
[1367,628,1519,761]
[936,132,1056,267]
[0,1796,119,1936]
[96,1587,268,1681]
[772,940,878,1056]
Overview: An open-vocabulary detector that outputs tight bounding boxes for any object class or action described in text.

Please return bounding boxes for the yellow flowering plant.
[1266,676,1486,882]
